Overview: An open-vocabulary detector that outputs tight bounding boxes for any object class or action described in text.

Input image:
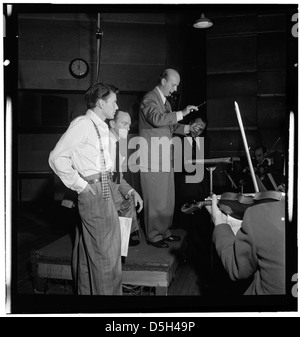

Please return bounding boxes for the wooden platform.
[30,229,187,295]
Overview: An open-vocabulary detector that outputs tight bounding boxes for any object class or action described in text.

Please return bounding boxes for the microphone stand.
[96,13,103,82]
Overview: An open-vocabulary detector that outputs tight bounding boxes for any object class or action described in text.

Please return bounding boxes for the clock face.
[69,58,89,79]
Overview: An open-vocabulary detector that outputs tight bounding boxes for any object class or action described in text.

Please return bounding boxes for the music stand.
[206,166,217,196]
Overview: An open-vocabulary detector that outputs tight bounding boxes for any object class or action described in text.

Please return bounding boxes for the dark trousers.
[140,170,174,243]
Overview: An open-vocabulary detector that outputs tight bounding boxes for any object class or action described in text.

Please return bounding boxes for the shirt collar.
[86,109,108,128]
[109,129,119,142]
[156,86,166,105]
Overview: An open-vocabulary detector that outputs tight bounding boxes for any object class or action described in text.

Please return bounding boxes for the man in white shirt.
[108,110,143,246]
[49,82,122,295]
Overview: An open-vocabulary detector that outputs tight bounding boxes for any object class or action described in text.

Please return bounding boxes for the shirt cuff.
[184,125,190,134]
[176,111,183,121]
[75,177,88,194]
[128,188,135,196]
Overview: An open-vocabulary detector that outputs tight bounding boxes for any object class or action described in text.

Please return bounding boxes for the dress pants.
[72,180,122,295]
[112,183,139,234]
[140,170,174,243]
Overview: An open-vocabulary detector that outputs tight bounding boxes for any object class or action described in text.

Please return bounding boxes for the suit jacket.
[109,130,133,198]
[139,87,186,171]
[213,199,285,295]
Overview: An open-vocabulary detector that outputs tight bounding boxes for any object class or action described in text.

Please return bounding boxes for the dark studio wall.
[204,7,295,191]
[17,9,173,201]
[13,4,296,201]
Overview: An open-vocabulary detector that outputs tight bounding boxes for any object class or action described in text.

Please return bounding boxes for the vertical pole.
[96,13,103,82]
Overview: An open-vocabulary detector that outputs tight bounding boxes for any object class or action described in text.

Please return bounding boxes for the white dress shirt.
[49,109,113,193]
[156,86,190,134]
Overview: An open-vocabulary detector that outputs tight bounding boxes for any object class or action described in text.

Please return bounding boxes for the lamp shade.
[193,13,213,29]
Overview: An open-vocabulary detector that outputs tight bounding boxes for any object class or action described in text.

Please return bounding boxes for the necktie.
[192,137,197,160]
[164,100,170,113]
[113,140,121,184]
[91,120,110,200]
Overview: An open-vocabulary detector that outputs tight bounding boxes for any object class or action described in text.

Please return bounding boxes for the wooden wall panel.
[18,91,86,126]
[18,18,94,61]
[207,73,257,98]
[207,129,260,155]
[18,90,143,130]
[101,22,166,65]
[18,134,62,170]
[206,9,288,166]
[207,14,257,37]
[207,35,257,73]
[257,32,286,70]
[99,64,164,91]
[18,60,164,91]
[102,12,166,24]
[18,60,96,90]
[257,96,286,128]
[207,97,257,128]
[18,92,41,126]
[18,15,166,90]
[257,71,286,94]
[257,13,286,32]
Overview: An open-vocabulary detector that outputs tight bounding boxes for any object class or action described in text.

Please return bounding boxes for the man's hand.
[80,184,96,196]
[182,105,198,117]
[131,190,143,213]
[205,194,227,226]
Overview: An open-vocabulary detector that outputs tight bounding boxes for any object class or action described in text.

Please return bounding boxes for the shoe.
[146,240,169,248]
[129,237,140,247]
[164,235,181,242]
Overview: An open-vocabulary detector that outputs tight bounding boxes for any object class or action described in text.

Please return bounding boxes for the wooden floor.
[12,200,295,315]
[15,200,218,295]
[12,200,247,313]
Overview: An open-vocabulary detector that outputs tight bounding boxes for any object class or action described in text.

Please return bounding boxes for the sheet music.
[119,216,132,257]
[227,215,242,236]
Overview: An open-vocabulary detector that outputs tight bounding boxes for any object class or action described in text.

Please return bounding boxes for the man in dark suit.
[174,116,211,281]
[108,110,143,246]
[206,194,285,295]
[139,68,200,248]
[175,116,209,204]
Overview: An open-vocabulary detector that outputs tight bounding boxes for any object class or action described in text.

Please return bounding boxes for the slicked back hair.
[85,82,119,109]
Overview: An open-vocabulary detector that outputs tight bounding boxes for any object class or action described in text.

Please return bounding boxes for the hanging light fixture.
[193,13,213,29]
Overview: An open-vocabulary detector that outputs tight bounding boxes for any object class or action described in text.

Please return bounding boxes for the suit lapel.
[154,87,166,112]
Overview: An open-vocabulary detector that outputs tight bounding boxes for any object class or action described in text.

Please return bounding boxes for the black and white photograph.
[2,1,298,317]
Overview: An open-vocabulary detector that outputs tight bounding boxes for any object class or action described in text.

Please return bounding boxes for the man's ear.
[98,98,105,109]
[109,120,115,128]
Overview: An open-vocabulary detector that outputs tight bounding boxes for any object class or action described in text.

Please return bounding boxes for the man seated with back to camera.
[205,194,285,295]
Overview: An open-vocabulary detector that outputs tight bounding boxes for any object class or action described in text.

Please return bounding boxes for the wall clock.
[69,58,89,79]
